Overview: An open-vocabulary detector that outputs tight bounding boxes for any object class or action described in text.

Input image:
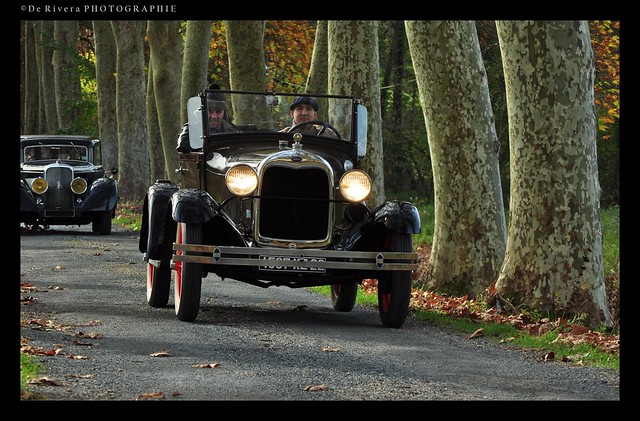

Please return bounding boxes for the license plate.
[258,255,326,273]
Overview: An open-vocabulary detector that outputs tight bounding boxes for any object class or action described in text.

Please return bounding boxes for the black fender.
[171,188,220,224]
[139,180,179,262]
[20,180,39,212]
[373,201,421,235]
[79,177,118,212]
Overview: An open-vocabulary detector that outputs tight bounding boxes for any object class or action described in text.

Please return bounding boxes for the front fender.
[80,177,118,212]
[171,188,220,225]
[373,201,421,234]
[20,180,39,212]
[140,181,179,261]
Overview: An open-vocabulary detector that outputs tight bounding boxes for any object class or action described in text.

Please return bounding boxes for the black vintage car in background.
[20,135,118,235]
[139,89,421,328]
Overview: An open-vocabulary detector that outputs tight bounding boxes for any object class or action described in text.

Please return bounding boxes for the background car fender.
[373,201,421,234]
[139,181,179,261]
[20,179,39,212]
[81,177,118,212]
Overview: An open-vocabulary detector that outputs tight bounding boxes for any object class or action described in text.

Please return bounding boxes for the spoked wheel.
[377,231,413,328]
[331,282,358,312]
[146,262,171,308]
[174,222,203,322]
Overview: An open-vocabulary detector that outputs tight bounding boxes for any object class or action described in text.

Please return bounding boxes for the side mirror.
[187,96,204,150]
[357,104,367,158]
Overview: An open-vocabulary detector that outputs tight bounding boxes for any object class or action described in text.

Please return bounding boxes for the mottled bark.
[147,21,182,184]
[405,20,506,297]
[495,21,611,327]
[111,20,149,201]
[306,20,329,119]
[225,20,269,125]
[146,64,165,183]
[22,22,39,134]
[53,21,82,130]
[181,20,212,124]
[328,20,385,207]
[93,20,118,171]
[34,21,58,133]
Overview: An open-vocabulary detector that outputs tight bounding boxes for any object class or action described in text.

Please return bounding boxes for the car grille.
[44,165,75,217]
[258,166,330,243]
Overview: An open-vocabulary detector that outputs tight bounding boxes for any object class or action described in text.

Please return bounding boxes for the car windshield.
[204,92,355,141]
[24,144,88,162]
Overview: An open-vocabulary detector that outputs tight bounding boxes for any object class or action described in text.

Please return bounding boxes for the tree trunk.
[147,20,182,184]
[495,21,612,327]
[53,20,82,131]
[22,21,39,134]
[306,20,329,120]
[225,20,269,125]
[111,20,149,202]
[92,20,118,171]
[181,21,212,124]
[146,63,165,183]
[405,20,507,297]
[34,21,58,133]
[328,20,385,207]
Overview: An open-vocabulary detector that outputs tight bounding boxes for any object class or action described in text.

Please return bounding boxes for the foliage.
[20,350,44,399]
[590,20,620,138]
[113,200,143,232]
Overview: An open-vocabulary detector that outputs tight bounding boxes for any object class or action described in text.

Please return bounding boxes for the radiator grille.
[44,166,74,216]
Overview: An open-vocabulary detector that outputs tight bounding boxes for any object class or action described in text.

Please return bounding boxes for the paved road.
[19,225,621,402]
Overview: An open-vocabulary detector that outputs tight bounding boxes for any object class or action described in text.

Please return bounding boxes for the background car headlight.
[339,170,371,202]
[31,177,48,194]
[70,177,88,194]
[226,164,258,196]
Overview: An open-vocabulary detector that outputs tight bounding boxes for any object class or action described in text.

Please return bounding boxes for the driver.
[281,96,338,138]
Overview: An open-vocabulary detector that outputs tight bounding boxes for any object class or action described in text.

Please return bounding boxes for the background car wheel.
[174,222,202,322]
[92,210,112,235]
[147,263,171,307]
[377,231,413,328]
[331,282,358,312]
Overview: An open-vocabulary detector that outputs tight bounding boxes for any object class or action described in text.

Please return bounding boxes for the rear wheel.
[174,223,203,322]
[377,231,413,328]
[331,282,358,312]
[146,263,171,307]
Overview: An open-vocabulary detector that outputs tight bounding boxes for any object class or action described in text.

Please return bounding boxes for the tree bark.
[225,20,269,125]
[53,20,82,131]
[146,63,165,183]
[22,21,39,134]
[495,21,612,327]
[111,20,149,201]
[181,21,212,124]
[328,20,385,207]
[34,21,58,133]
[147,20,182,184]
[92,20,118,171]
[305,20,329,120]
[405,20,507,297]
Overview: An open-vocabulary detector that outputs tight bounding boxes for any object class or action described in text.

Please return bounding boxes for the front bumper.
[172,244,418,272]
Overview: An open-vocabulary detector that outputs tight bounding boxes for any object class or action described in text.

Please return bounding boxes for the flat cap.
[289,96,319,111]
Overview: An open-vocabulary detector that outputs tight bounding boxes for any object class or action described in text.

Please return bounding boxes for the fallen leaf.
[73,339,95,346]
[136,392,165,400]
[66,354,89,360]
[76,331,103,339]
[170,391,182,397]
[28,377,64,386]
[150,351,171,357]
[51,265,65,271]
[192,363,221,368]
[467,328,484,339]
[304,384,328,392]
[321,347,341,352]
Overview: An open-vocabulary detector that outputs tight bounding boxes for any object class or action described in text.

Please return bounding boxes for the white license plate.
[258,255,326,273]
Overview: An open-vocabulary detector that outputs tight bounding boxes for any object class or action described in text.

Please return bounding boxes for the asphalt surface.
[18,224,621,403]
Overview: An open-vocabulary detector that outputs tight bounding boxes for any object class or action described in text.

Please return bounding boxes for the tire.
[331,282,358,312]
[92,210,112,235]
[377,231,413,328]
[146,263,171,307]
[174,222,203,322]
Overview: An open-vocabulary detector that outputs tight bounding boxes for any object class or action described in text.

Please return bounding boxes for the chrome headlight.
[339,170,371,202]
[31,177,48,194]
[226,164,258,196]
[70,177,88,194]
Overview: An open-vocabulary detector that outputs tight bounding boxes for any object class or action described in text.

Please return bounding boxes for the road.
[19,225,621,402]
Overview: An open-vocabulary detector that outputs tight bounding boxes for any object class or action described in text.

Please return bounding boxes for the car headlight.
[31,177,48,194]
[339,170,371,202]
[226,164,258,196]
[70,177,87,194]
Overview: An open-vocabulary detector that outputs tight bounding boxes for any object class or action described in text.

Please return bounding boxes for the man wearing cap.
[281,96,338,138]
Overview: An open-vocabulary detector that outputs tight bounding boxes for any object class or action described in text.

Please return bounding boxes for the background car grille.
[44,166,75,217]
[258,166,330,241]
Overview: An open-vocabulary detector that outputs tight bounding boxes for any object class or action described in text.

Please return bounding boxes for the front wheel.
[92,210,112,235]
[174,222,203,322]
[146,263,171,307]
[377,232,413,328]
[331,282,358,312]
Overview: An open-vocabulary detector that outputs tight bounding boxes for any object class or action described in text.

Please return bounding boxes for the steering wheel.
[288,120,342,139]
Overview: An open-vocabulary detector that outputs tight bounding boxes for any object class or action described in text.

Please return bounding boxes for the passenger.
[281,96,338,138]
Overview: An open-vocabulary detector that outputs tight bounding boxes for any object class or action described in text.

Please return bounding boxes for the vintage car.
[20,135,118,235]
[139,89,421,328]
